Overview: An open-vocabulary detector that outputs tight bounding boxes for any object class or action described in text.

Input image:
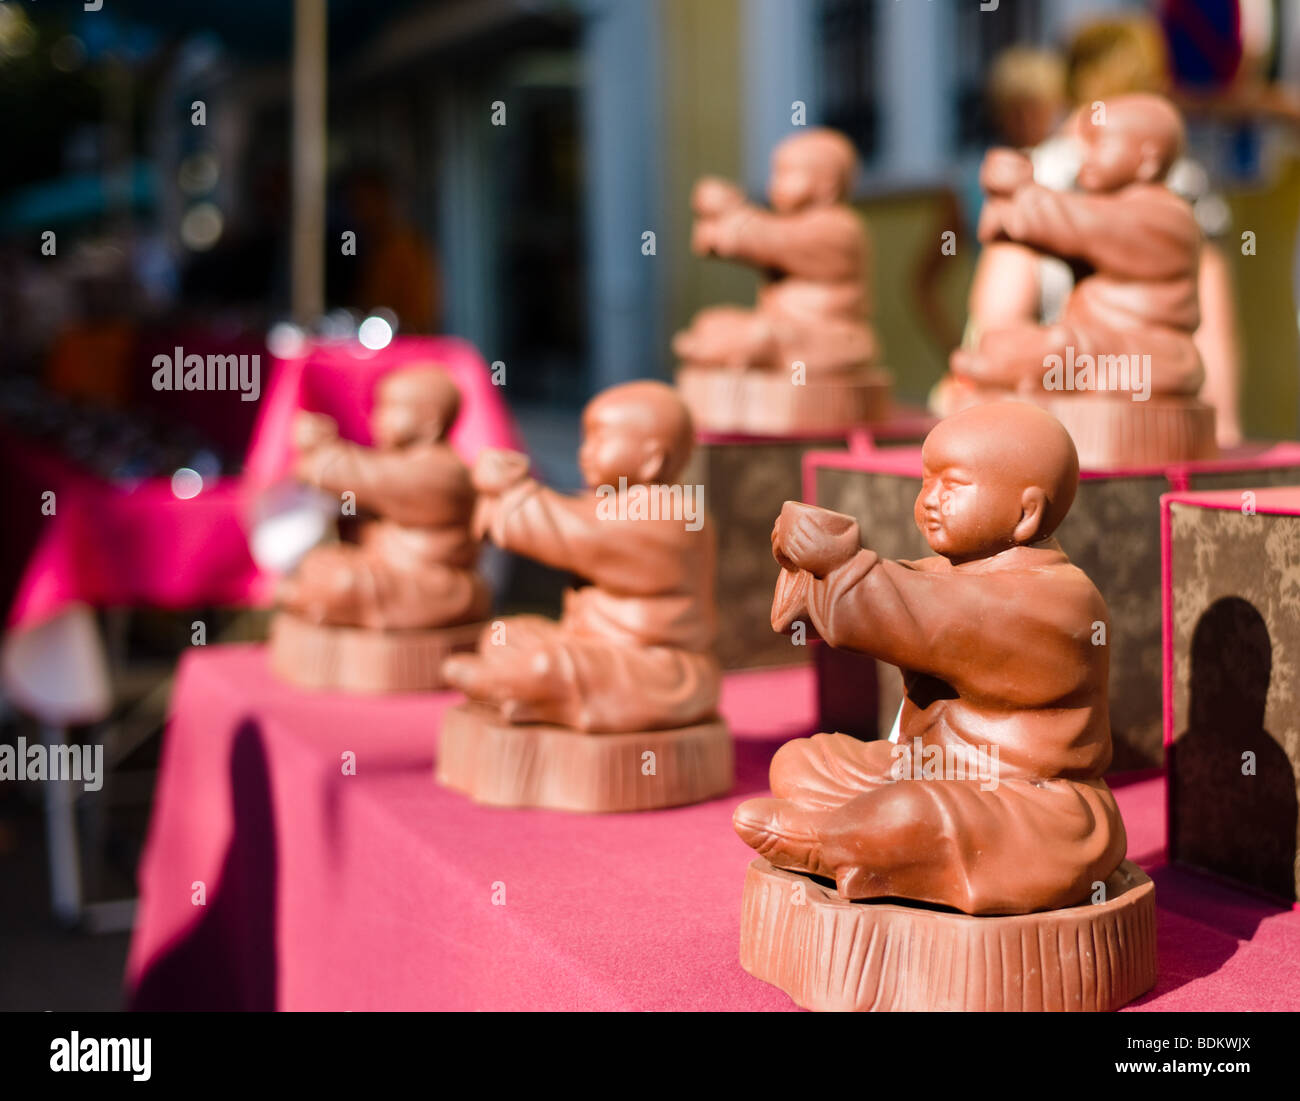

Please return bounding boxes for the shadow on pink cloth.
[128,721,278,1011]
[122,653,1300,1009]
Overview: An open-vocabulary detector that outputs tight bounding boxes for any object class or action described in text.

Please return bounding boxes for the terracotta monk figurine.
[735,402,1128,914]
[278,366,489,632]
[443,380,720,733]
[673,128,878,377]
[948,93,1203,404]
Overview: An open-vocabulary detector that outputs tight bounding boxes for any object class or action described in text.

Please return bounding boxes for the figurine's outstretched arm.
[794,552,981,675]
[988,184,1198,281]
[299,440,472,526]
[793,552,1094,704]
[481,479,610,576]
[770,503,1080,693]
[714,205,864,282]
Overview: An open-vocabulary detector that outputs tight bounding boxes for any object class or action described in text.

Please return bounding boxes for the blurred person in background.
[989,46,1073,155]
[917,46,1071,365]
[180,155,291,325]
[333,164,441,334]
[45,250,138,410]
[963,48,1077,363]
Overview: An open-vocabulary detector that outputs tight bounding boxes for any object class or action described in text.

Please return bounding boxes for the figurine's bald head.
[916,402,1078,562]
[579,380,695,488]
[372,365,461,447]
[769,129,858,212]
[1076,93,1184,191]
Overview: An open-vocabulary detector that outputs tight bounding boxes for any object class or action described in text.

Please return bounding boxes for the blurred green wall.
[660,0,754,368]
[1227,156,1300,441]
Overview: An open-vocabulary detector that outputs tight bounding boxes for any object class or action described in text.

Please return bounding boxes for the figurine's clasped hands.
[292,412,340,486]
[471,448,531,542]
[980,147,1034,198]
[691,177,750,257]
[771,501,862,579]
[692,176,746,217]
[293,411,339,454]
[472,448,531,495]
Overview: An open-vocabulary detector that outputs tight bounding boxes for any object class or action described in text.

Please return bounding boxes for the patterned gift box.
[1163,486,1300,902]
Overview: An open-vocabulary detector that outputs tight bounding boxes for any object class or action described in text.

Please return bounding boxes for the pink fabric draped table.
[2,433,269,636]
[126,647,1300,1011]
[4,336,521,657]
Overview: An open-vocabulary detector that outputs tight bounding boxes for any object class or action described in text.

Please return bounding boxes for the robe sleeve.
[487,480,615,576]
[998,184,1198,282]
[726,206,865,282]
[799,551,1091,699]
[306,441,472,526]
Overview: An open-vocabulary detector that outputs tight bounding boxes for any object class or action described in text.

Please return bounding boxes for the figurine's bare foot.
[959,322,1073,391]
[441,652,481,695]
[673,308,775,367]
[443,648,580,726]
[732,797,831,880]
[736,782,955,900]
[280,547,367,626]
[818,784,953,900]
[769,732,892,810]
[443,652,541,705]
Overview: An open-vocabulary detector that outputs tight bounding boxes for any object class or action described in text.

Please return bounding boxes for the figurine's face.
[916,432,1035,562]
[1076,120,1156,191]
[371,398,446,448]
[768,148,839,213]
[578,407,665,489]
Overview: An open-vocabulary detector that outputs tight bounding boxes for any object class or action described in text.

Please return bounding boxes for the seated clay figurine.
[673,129,889,434]
[438,381,732,811]
[269,366,489,692]
[736,402,1128,914]
[941,93,1215,465]
[675,128,877,375]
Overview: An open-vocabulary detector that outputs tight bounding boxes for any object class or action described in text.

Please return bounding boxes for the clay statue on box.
[673,130,889,434]
[269,366,489,692]
[437,381,732,811]
[444,381,718,731]
[949,93,1202,402]
[736,402,1128,914]
[938,95,1215,466]
[674,128,878,376]
[279,366,489,630]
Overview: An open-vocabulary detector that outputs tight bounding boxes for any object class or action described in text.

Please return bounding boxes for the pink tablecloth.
[4,336,521,635]
[2,434,271,633]
[126,648,1300,1011]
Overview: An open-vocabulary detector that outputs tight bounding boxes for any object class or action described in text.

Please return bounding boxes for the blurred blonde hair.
[1067,16,1171,106]
[988,46,1067,111]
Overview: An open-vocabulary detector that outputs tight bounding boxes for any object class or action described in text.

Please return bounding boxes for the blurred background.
[1,0,1298,1008]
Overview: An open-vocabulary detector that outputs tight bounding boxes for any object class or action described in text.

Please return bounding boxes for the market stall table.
[126,647,1300,1011]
